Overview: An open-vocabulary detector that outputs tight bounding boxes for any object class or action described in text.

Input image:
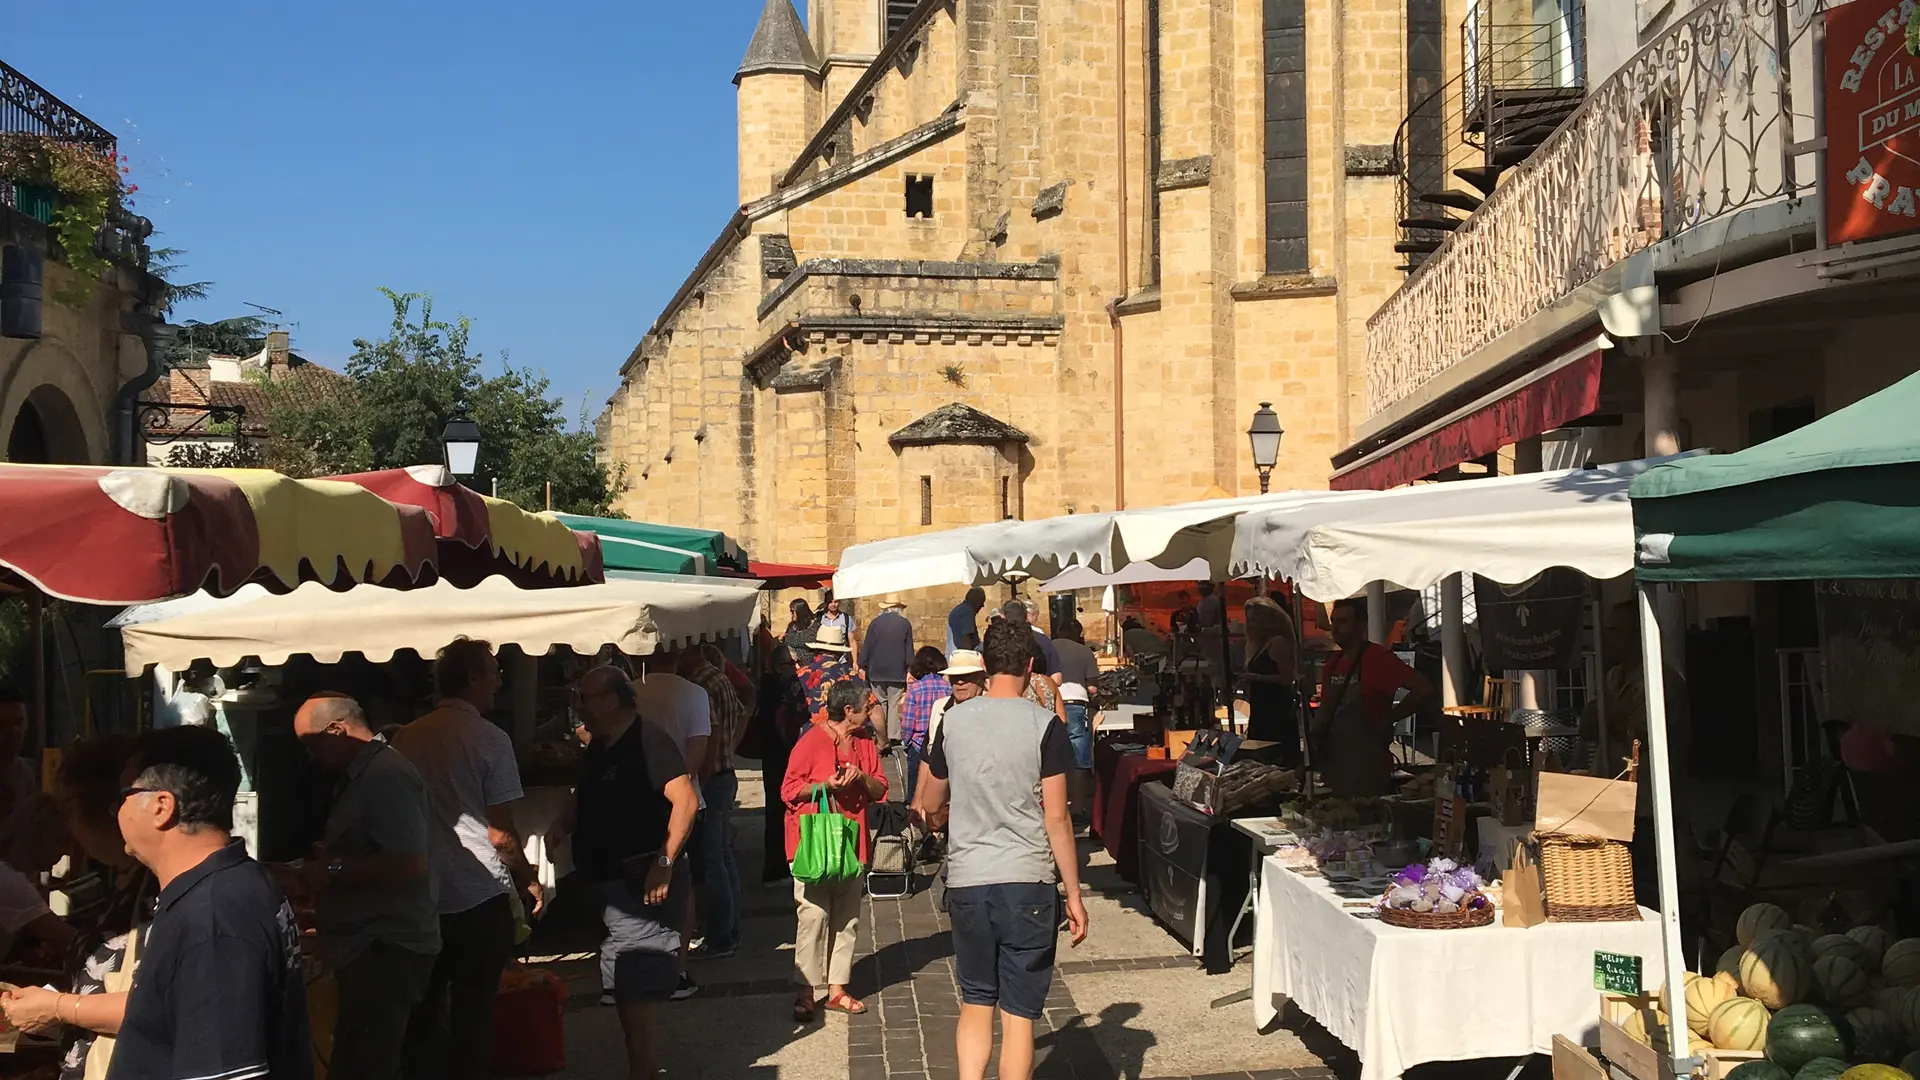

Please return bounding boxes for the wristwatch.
[326,859,346,876]
[654,854,673,869]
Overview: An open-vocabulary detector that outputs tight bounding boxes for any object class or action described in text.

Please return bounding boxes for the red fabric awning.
[745,561,835,591]
[1332,349,1603,491]
[0,464,439,604]
[325,466,604,588]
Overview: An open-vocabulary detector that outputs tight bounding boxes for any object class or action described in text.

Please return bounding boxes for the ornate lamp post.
[441,409,481,477]
[1247,402,1284,493]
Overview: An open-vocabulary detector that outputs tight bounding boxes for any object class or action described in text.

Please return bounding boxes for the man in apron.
[1313,598,1435,796]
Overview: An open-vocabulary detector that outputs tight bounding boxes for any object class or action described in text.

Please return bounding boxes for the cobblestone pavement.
[533,758,1341,1079]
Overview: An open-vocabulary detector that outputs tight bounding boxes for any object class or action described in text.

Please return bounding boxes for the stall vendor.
[1313,597,1434,796]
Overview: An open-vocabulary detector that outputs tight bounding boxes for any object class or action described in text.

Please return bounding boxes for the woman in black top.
[1242,596,1302,767]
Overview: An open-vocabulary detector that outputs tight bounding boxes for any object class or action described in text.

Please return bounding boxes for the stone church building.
[599,0,1412,609]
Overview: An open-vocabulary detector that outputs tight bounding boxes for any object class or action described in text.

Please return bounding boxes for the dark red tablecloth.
[1091,744,1177,883]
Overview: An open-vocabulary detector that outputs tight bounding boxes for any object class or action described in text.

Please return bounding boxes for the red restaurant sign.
[1330,349,1602,491]
[1826,1,1920,246]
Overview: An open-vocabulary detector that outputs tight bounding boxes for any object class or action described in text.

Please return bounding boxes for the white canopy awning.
[1228,458,1678,602]
[119,575,767,673]
[1037,557,1213,592]
[833,489,1371,599]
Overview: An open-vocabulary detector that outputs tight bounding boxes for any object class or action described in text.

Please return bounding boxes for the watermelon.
[1730,1064,1794,1080]
[1769,1005,1856,1072]
[1847,1006,1902,1064]
[1886,941,1920,989]
[1748,935,1817,1010]
[1839,1066,1913,1080]
[1818,953,1873,1005]
[1711,997,1773,1051]
[1740,903,1795,947]
[1852,927,1897,973]
[1819,935,1874,968]
[1798,1060,1852,1080]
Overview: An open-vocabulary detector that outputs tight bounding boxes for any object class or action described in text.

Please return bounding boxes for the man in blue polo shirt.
[109,724,309,1080]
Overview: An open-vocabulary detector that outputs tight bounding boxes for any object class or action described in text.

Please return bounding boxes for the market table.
[1250,855,1662,1080]
[1092,741,1177,882]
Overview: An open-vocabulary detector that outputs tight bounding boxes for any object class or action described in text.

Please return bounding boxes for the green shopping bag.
[792,783,863,883]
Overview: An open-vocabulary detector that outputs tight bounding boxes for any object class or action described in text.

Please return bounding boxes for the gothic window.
[1146,0,1163,287]
[906,174,935,218]
[920,476,934,525]
[1264,0,1308,273]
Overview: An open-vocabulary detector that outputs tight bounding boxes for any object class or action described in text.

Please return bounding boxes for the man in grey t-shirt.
[914,618,1087,1080]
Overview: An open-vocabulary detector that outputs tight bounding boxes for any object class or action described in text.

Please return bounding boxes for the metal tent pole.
[1637,581,1694,1078]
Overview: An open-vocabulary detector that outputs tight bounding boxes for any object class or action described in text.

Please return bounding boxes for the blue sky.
[7,0,781,422]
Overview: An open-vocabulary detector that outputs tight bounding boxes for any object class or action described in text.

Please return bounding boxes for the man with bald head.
[569,665,700,1080]
[293,692,440,1080]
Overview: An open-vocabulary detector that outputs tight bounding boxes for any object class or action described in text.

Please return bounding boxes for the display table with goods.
[1575,902,1920,1080]
[1250,853,1663,1080]
[1092,738,1178,882]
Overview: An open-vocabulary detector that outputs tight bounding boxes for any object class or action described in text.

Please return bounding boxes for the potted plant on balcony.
[0,134,126,303]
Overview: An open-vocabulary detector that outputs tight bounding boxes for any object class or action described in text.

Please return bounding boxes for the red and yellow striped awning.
[0,463,441,604]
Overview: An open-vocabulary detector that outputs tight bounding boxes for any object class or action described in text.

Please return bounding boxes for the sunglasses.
[118,785,163,803]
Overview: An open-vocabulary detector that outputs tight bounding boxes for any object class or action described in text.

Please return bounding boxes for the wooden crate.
[1595,993,1762,1080]
[1554,1036,1608,1080]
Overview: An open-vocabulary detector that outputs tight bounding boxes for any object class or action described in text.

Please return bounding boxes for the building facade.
[143,330,347,466]
[600,0,1426,624]
[0,59,167,467]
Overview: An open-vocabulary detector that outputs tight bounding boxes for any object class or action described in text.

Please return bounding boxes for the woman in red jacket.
[781,678,886,1022]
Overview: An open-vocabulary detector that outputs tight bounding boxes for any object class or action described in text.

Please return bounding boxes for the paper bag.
[1534,770,1637,842]
[1502,843,1546,928]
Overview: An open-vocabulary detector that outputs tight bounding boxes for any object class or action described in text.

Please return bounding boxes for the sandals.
[792,998,817,1023]
[824,990,867,1015]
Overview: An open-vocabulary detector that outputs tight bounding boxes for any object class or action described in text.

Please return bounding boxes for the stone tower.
[734,0,821,204]
[806,0,880,114]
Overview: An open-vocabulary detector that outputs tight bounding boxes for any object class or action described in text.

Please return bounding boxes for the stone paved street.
[528,758,1343,1079]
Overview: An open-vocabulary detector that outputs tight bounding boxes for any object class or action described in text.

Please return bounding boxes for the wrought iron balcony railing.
[1368,0,1818,419]
[0,60,115,148]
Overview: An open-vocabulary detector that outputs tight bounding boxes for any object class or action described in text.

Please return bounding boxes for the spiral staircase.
[1394,1,1586,273]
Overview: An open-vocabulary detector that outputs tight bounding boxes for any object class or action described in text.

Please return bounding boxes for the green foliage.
[146,247,212,317]
[261,288,622,516]
[168,316,270,367]
[0,135,120,306]
[166,440,263,469]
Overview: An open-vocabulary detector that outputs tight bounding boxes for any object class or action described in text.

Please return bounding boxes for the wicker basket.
[1537,833,1640,921]
[1378,904,1496,930]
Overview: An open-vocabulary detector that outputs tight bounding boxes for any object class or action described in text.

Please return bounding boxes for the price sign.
[1594,950,1643,995]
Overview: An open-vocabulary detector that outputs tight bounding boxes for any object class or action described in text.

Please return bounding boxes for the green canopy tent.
[551,515,750,577]
[1630,369,1920,582]
[1626,369,1920,1076]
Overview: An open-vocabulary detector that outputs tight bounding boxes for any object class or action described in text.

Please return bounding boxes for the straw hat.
[881,598,907,610]
[808,625,853,652]
[941,650,986,676]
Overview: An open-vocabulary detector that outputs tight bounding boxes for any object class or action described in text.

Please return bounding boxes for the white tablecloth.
[1251,855,1662,1080]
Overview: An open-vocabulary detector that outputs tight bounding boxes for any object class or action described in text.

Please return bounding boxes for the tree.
[260,289,623,516]
[165,441,264,469]
[166,315,270,367]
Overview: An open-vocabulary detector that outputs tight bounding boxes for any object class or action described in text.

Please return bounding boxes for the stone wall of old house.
[0,252,150,465]
[603,0,1412,611]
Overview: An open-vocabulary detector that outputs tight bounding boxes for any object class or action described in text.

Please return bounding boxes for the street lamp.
[441,409,481,477]
[1247,401,1284,493]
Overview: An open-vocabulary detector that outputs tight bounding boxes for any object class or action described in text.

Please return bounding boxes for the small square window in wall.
[905,175,935,219]
[920,476,933,526]
[999,476,1011,520]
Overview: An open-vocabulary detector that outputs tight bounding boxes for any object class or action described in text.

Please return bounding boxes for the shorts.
[1062,702,1094,771]
[598,871,687,1003]
[946,881,1059,1020]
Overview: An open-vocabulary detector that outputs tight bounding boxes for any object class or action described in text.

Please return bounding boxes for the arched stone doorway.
[5,385,90,464]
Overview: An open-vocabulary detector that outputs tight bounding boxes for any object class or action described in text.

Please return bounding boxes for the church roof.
[889,403,1030,448]
[735,0,820,83]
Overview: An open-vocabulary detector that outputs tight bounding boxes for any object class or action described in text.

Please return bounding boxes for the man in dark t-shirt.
[570,665,699,1080]
[109,725,309,1080]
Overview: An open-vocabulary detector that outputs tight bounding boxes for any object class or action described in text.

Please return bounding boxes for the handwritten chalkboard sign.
[1594,950,1643,995]
[1816,578,1920,736]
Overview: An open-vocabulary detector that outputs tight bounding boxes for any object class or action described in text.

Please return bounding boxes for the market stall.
[327,466,604,587]
[554,512,748,576]
[1627,370,1920,1078]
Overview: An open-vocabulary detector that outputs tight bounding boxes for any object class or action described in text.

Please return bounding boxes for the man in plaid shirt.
[680,648,746,958]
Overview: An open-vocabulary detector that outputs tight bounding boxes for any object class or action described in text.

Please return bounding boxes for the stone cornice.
[748,110,963,222]
[757,256,1058,321]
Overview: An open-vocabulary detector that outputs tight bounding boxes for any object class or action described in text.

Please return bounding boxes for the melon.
[1885,940,1920,989]
[1839,1066,1914,1080]
[1901,989,1920,1052]
[1740,904,1795,947]
[1731,1064,1794,1080]
[1662,973,1701,1025]
[1798,1060,1853,1080]
[1818,953,1873,1006]
[1747,935,1817,1010]
[1877,985,1911,1017]
[1797,926,1827,953]
[1711,997,1773,1051]
[1848,1006,1903,1064]
[1719,970,1748,999]
[1852,927,1898,973]
[1901,1051,1920,1078]
[1724,945,1758,981]
[1624,1007,1654,1046]
[1769,1005,1856,1072]
[1819,935,1874,969]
